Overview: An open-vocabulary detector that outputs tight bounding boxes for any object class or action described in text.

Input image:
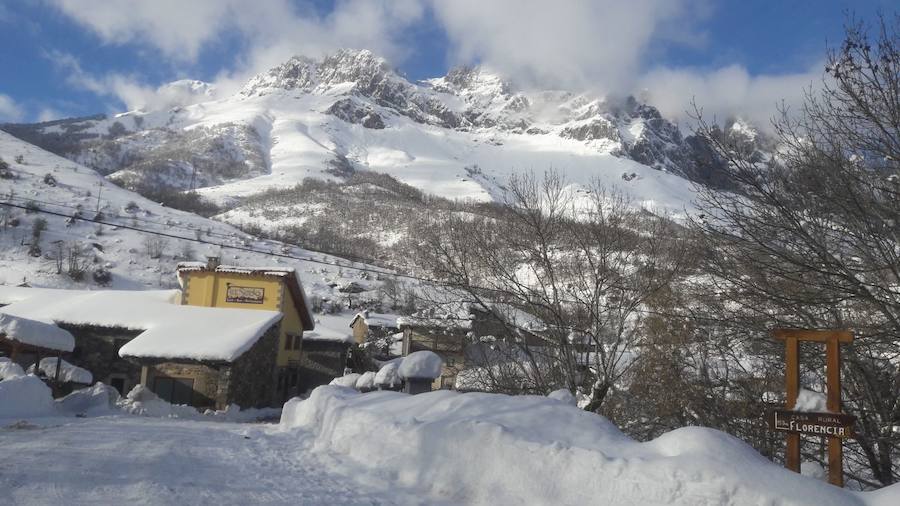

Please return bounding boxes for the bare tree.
[416,171,686,410]
[692,15,900,487]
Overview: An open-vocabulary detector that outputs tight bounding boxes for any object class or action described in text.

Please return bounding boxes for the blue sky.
[0,0,893,123]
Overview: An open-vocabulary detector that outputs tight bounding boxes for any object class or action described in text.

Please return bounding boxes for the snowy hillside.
[0,49,755,218]
[0,130,392,325]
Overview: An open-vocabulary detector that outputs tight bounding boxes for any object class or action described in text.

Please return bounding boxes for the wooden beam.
[773,329,853,343]
[826,338,844,487]
[784,336,801,473]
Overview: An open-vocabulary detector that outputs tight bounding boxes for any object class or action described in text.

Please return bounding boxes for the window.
[292,334,301,350]
[284,335,293,350]
[153,376,194,406]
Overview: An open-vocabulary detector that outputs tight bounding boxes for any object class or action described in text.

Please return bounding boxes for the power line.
[0,200,436,284]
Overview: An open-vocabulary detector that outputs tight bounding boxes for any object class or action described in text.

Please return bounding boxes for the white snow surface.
[374,361,401,387]
[547,388,577,406]
[329,373,361,388]
[0,374,56,418]
[398,350,443,379]
[28,357,92,384]
[793,388,829,412]
[355,371,376,390]
[0,285,282,362]
[0,357,26,379]
[0,312,75,352]
[281,386,898,505]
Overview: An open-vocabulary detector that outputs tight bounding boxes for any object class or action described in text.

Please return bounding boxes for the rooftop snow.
[350,312,400,329]
[0,312,75,352]
[304,313,354,343]
[0,286,282,362]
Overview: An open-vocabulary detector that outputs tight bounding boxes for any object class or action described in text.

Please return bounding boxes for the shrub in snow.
[0,374,56,418]
[374,361,401,389]
[355,371,376,392]
[329,373,361,389]
[398,351,443,379]
[28,357,93,384]
[280,386,885,505]
[57,382,121,416]
[0,357,26,380]
[547,388,576,406]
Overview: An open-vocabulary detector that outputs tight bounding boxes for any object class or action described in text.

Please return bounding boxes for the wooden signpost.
[770,329,854,487]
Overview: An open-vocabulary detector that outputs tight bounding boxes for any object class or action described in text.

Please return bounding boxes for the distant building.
[396,302,546,390]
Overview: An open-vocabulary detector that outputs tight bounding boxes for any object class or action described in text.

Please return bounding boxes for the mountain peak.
[240,48,396,97]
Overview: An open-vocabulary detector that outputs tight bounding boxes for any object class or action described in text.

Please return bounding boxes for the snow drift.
[280,386,897,505]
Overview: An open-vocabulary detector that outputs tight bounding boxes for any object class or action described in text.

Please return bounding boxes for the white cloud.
[431,0,701,93]
[37,107,64,122]
[638,64,823,131]
[43,0,826,129]
[0,94,25,122]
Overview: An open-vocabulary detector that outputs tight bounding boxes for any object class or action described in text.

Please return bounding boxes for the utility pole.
[95,181,104,214]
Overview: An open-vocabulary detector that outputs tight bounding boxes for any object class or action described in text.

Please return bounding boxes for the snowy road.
[0,416,440,506]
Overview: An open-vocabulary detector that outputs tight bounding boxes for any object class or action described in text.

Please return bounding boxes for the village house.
[348,310,403,360]
[175,258,320,401]
[0,259,342,409]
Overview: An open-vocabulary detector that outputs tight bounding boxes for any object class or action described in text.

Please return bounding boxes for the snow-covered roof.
[396,301,474,330]
[304,313,355,344]
[0,312,75,352]
[0,286,282,362]
[176,262,315,331]
[349,311,400,329]
[399,351,444,379]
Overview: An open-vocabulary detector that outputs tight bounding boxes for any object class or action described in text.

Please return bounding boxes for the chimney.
[206,256,220,270]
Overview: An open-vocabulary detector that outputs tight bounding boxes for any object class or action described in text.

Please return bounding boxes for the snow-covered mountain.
[0,130,391,338]
[1,49,764,218]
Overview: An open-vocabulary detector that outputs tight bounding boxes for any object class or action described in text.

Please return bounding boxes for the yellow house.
[176,258,316,400]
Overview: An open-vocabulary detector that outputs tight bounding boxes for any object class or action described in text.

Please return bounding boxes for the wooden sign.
[225,285,265,304]
[770,410,855,439]
[772,329,854,488]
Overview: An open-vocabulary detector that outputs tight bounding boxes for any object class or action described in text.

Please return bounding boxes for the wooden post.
[784,336,801,473]
[54,352,63,382]
[773,329,853,487]
[826,338,843,487]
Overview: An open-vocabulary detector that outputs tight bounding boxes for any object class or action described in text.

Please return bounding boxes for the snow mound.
[0,312,75,352]
[329,373,361,388]
[374,361,401,387]
[57,382,121,416]
[117,385,200,418]
[0,357,25,380]
[355,371,376,390]
[398,351,443,379]
[280,386,889,505]
[547,388,576,406]
[28,357,93,384]
[793,388,828,412]
[203,403,282,422]
[0,374,56,418]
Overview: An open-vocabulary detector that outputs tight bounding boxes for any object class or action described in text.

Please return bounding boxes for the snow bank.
[28,357,93,384]
[547,388,576,406]
[0,374,56,418]
[398,351,443,379]
[329,373,361,388]
[374,361,401,388]
[355,371,376,390]
[203,403,282,422]
[117,385,201,418]
[0,312,75,352]
[0,357,25,380]
[57,382,121,416]
[281,386,891,505]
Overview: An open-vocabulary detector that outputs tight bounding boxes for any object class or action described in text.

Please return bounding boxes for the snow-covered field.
[2,384,898,505]
[0,415,441,506]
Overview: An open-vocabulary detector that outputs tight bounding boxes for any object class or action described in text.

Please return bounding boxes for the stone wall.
[227,324,280,408]
[58,324,143,395]
[145,362,221,409]
[297,340,349,393]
